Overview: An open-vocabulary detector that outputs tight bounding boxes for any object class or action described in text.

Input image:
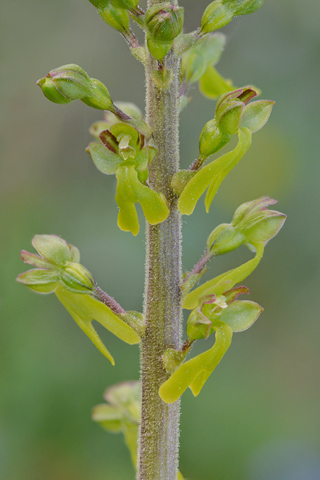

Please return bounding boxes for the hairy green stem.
[138,1,182,479]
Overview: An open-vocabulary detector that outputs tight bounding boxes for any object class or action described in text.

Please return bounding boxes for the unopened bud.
[146,4,184,44]
[37,64,92,103]
[97,2,130,33]
[200,0,264,35]
[200,1,233,35]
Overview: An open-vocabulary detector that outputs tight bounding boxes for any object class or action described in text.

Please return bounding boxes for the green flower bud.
[200,1,234,35]
[199,118,232,157]
[86,141,122,175]
[200,0,264,35]
[146,4,184,44]
[198,87,259,159]
[97,2,130,33]
[37,64,92,103]
[81,78,114,111]
[60,262,95,293]
[241,99,275,133]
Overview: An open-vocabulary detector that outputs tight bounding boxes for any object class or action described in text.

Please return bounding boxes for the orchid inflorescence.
[18,1,285,476]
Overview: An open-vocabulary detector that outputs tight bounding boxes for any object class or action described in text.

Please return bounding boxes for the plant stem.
[138,1,182,478]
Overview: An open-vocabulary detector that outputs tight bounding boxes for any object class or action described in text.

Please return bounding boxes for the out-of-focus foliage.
[1,0,320,479]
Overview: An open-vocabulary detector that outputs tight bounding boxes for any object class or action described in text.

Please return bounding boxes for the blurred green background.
[1,0,320,479]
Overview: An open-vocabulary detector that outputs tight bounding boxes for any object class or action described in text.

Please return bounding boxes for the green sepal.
[178,127,251,215]
[20,250,54,269]
[86,142,122,174]
[244,212,286,244]
[159,320,233,403]
[32,234,72,266]
[183,242,264,310]
[199,65,235,100]
[241,100,275,133]
[16,268,59,287]
[55,286,140,364]
[217,299,263,332]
